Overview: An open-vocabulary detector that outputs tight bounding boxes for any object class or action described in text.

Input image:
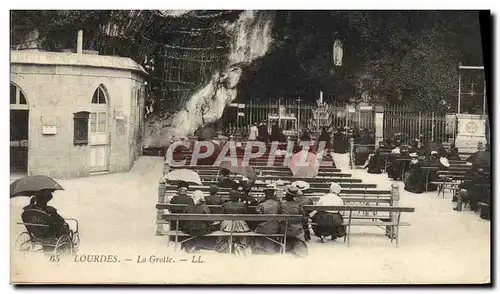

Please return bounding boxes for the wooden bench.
[158,213,304,253]
[432,171,467,198]
[160,192,392,206]
[162,184,390,196]
[194,181,377,190]
[196,175,363,183]
[303,205,414,246]
[157,205,414,248]
[169,164,341,172]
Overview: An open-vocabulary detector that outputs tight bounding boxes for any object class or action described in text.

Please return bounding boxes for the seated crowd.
[364,136,491,216]
[167,180,347,257]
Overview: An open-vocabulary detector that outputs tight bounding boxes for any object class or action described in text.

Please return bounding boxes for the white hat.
[439,157,450,168]
[431,151,438,155]
[329,182,342,194]
[391,148,401,154]
[410,159,419,164]
[192,190,205,205]
[409,152,418,157]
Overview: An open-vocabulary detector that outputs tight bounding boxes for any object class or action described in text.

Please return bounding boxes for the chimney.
[77,30,83,54]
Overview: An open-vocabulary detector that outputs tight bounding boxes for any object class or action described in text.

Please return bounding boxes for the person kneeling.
[309,183,346,242]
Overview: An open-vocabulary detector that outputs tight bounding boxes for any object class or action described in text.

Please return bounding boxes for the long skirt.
[404,172,426,194]
[215,220,251,256]
[253,221,281,254]
[284,234,308,258]
[281,223,308,257]
[181,222,218,252]
[311,211,346,238]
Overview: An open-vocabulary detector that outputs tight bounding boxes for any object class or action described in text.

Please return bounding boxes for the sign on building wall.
[457,117,485,136]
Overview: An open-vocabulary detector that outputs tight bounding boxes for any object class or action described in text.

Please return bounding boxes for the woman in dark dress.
[181,190,217,253]
[447,147,462,161]
[279,186,308,257]
[215,190,251,255]
[23,190,74,252]
[317,128,332,151]
[333,127,348,154]
[355,131,374,166]
[253,185,282,254]
[421,151,440,192]
[386,148,402,180]
[299,129,311,142]
[257,121,269,142]
[404,157,426,194]
[238,180,259,230]
[364,141,387,174]
[295,189,313,242]
[270,123,286,142]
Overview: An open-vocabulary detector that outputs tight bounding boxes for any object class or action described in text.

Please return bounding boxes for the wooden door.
[89,110,109,173]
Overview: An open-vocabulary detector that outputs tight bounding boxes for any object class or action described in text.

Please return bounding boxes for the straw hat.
[291,180,310,191]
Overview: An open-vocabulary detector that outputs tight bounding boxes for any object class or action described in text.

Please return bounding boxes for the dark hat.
[209,184,219,194]
[229,190,240,201]
[285,185,300,197]
[177,181,189,189]
[263,184,276,192]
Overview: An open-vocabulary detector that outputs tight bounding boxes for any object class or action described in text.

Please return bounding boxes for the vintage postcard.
[9,9,491,284]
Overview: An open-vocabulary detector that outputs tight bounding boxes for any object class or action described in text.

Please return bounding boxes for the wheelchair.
[15,208,80,255]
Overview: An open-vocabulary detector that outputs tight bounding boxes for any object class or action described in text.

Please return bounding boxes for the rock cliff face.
[144,10,275,147]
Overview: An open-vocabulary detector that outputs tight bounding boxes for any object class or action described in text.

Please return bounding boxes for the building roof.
[10,50,148,75]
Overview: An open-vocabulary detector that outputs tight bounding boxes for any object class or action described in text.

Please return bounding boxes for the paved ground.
[10,154,490,284]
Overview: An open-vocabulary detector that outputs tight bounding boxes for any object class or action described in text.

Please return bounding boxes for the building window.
[90,112,107,133]
[10,83,28,109]
[73,111,90,145]
[92,86,107,104]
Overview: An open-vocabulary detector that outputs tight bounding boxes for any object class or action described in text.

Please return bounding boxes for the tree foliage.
[258,11,484,110]
[10,10,485,112]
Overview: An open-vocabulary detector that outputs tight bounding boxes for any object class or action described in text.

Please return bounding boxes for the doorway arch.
[10,83,29,174]
[89,84,110,173]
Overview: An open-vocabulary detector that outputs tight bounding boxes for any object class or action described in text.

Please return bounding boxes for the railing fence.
[383,106,456,144]
[220,101,457,143]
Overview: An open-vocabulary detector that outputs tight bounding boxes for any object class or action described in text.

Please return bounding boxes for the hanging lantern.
[333,39,343,67]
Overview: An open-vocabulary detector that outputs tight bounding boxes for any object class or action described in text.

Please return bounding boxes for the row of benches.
[157,142,416,250]
[156,204,415,250]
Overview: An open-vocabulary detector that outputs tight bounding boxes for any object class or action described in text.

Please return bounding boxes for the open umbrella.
[10,175,64,198]
[288,150,319,178]
[165,169,202,186]
[219,161,256,180]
